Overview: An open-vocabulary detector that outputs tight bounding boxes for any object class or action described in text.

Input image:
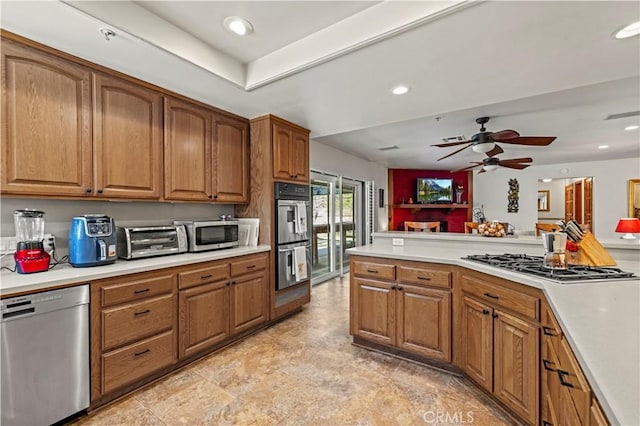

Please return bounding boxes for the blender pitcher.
[542,231,567,269]
[13,209,50,274]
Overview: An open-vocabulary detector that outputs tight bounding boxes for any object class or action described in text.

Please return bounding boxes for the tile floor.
[76,275,513,425]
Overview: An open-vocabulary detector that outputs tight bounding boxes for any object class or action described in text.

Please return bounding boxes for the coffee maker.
[13,209,50,274]
[69,215,117,267]
[542,231,568,269]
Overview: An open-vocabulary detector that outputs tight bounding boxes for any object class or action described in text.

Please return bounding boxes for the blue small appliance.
[69,215,117,267]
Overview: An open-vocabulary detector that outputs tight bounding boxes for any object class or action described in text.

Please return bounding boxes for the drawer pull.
[482,309,490,315]
[543,421,553,426]
[417,276,431,281]
[134,288,150,294]
[557,370,575,388]
[391,286,397,290]
[247,265,256,269]
[484,292,499,299]
[201,274,213,279]
[542,359,556,372]
[134,309,150,316]
[542,326,557,336]
[397,287,403,291]
[134,348,151,357]
[366,269,379,274]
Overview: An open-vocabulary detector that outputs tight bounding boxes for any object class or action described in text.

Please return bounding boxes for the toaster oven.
[116,225,187,260]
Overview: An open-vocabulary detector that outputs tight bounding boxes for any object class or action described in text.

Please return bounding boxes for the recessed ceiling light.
[542,178,552,183]
[224,16,254,36]
[598,145,609,149]
[391,85,409,95]
[625,125,639,131]
[614,21,640,39]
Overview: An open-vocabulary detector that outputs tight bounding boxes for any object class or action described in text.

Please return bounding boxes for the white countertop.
[348,243,640,426]
[0,245,271,297]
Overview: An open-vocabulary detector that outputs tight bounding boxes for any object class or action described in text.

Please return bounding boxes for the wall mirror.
[629,179,640,219]
[537,190,550,212]
[538,177,593,234]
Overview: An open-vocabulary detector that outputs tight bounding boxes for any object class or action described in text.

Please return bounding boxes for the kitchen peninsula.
[347,232,639,425]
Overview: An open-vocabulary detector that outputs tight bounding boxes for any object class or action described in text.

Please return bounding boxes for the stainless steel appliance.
[173,220,239,252]
[275,182,311,290]
[116,225,188,259]
[465,254,637,283]
[69,215,117,267]
[1,285,90,425]
[541,231,568,269]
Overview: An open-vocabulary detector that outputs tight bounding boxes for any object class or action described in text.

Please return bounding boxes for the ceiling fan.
[452,157,533,173]
[432,117,556,161]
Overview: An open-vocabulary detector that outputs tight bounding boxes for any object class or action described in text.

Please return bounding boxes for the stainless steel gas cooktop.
[464,254,637,283]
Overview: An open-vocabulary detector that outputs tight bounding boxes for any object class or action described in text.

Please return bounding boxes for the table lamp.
[614,218,640,239]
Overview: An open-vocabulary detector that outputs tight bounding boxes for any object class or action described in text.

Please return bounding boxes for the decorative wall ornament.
[508,178,519,213]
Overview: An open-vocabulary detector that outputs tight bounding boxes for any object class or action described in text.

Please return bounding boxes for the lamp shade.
[615,218,640,239]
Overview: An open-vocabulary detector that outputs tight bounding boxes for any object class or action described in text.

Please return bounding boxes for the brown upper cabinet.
[164,96,248,203]
[93,73,163,199]
[1,38,93,197]
[272,122,309,183]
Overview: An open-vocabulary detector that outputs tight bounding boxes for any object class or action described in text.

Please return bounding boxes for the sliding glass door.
[310,172,363,284]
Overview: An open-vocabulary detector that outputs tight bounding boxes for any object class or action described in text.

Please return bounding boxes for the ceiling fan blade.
[450,163,482,173]
[500,163,530,170]
[431,140,472,147]
[486,145,504,157]
[436,143,472,161]
[499,136,556,146]
[498,157,533,164]
[477,168,486,174]
[488,130,520,141]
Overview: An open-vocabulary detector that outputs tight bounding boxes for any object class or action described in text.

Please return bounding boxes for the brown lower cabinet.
[350,256,610,426]
[91,252,269,407]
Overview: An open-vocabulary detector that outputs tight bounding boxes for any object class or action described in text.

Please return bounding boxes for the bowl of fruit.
[477,221,506,237]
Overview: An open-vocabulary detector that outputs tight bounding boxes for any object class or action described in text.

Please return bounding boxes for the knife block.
[567,232,617,266]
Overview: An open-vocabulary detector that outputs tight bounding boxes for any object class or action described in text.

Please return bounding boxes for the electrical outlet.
[43,234,55,253]
[392,238,404,246]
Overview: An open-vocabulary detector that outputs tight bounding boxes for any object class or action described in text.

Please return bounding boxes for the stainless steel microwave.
[172,220,239,252]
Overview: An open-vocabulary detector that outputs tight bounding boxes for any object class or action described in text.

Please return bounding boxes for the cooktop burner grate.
[464,254,637,282]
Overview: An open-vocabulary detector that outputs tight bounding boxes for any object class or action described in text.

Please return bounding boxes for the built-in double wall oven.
[274,182,311,290]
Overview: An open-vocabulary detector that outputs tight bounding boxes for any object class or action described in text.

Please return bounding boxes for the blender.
[13,209,50,274]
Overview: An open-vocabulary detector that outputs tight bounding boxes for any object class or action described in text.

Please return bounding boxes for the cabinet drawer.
[102,294,174,350]
[179,264,229,290]
[462,275,539,320]
[398,265,451,289]
[101,273,174,307]
[102,330,176,394]
[353,260,395,281]
[230,255,267,277]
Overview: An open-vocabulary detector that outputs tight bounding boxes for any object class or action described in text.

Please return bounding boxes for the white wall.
[310,140,389,230]
[0,198,233,248]
[473,157,640,239]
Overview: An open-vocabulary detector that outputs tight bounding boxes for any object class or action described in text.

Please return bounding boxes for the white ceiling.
[1,1,639,171]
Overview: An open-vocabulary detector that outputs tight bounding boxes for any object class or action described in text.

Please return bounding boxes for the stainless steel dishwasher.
[1,284,90,425]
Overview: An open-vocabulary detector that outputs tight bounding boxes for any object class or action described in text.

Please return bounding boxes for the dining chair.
[535,223,560,236]
[464,222,479,234]
[404,221,440,232]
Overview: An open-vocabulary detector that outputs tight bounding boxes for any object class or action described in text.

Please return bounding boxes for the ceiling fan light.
[472,142,495,154]
[483,164,499,172]
[614,21,640,39]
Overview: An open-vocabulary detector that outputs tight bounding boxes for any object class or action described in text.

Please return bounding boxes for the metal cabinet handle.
[542,359,556,372]
[484,292,499,299]
[86,188,92,193]
[543,421,553,426]
[391,286,397,290]
[134,349,150,357]
[492,312,498,318]
[134,309,150,316]
[417,276,431,280]
[97,189,103,194]
[557,370,575,388]
[366,269,379,274]
[201,274,213,279]
[482,309,490,315]
[397,287,403,291]
[542,326,557,336]
[247,265,256,269]
[134,288,150,294]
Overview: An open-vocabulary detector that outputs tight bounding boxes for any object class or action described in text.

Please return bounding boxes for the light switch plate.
[392,238,404,246]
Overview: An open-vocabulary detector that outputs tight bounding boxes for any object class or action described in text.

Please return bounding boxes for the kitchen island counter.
[0,245,271,297]
[348,240,639,426]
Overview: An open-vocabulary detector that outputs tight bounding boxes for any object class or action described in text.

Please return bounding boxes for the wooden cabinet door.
[212,114,249,202]
[178,280,230,359]
[542,336,561,426]
[272,123,292,180]
[230,272,268,335]
[493,309,539,425]
[396,285,451,361]
[290,130,309,182]
[351,277,395,346]
[565,184,574,222]
[164,97,212,201]
[584,178,593,231]
[461,296,493,391]
[93,73,162,199]
[1,40,92,196]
